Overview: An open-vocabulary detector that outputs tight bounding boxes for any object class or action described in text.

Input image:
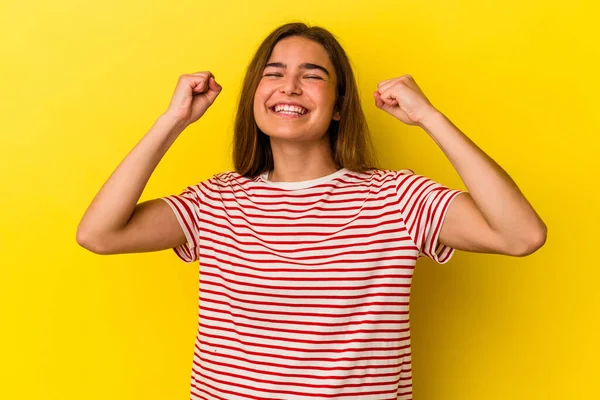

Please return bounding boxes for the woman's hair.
[233,22,379,177]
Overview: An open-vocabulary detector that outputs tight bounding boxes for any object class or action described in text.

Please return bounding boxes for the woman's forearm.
[76,113,187,241]
[419,110,547,242]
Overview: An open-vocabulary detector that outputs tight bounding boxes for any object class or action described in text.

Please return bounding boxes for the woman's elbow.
[511,224,548,257]
[76,229,109,255]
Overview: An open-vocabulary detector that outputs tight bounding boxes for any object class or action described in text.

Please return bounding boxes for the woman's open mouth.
[270,104,310,118]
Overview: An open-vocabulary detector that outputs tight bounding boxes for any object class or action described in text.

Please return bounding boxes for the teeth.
[273,104,307,114]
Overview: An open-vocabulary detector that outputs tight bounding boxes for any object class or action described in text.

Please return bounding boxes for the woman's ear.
[333,96,344,121]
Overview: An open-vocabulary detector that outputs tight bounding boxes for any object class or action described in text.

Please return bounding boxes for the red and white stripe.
[161,169,463,400]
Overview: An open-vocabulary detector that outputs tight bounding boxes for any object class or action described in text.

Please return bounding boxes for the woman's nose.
[279,75,302,95]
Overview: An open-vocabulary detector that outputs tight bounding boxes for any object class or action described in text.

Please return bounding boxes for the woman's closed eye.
[263,73,323,80]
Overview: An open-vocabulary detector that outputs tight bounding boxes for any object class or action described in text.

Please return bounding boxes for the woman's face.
[253,36,340,143]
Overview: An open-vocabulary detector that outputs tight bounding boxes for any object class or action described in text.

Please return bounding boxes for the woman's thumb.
[205,76,222,103]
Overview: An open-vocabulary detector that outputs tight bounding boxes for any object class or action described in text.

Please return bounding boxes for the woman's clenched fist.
[164,71,222,127]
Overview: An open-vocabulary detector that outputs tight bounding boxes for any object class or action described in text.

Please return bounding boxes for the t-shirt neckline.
[259,168,349,190]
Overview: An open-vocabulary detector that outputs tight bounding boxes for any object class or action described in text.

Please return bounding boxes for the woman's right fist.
[164,72,222,126]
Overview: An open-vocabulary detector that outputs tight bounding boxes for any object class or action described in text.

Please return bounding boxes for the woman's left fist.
[374,74,437,126]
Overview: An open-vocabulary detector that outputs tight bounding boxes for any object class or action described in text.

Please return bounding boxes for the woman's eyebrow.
[264,62,330,77]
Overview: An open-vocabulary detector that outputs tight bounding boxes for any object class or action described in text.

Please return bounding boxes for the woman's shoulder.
[201,170,259,189]
[345,168,417,183]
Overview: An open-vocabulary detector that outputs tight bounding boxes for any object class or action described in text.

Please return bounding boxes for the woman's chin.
[264,131,308,142]
[265,131,330,145]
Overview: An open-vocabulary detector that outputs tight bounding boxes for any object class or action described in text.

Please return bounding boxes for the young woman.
[77,22,546,400]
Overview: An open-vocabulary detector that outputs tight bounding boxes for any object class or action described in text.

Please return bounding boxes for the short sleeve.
[394,170,465,264]
[160,184,202,263]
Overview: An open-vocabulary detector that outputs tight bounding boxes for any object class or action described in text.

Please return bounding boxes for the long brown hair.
[233,22,379,177]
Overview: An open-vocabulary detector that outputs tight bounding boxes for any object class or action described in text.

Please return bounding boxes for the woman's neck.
[268,136,339,182]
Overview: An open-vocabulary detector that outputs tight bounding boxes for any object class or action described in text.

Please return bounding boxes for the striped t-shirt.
[161,167,464,400]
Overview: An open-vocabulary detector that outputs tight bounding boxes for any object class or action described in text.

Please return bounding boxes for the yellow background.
[1,0,598,398]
